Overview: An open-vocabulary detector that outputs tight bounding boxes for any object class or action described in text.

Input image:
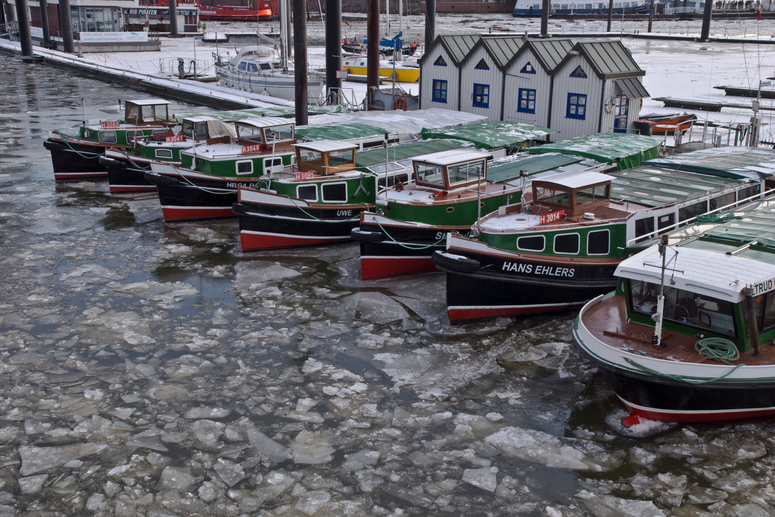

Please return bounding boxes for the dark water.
[2,54,775,517]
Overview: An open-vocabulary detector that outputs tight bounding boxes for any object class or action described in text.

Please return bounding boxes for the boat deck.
[583,294,775,366]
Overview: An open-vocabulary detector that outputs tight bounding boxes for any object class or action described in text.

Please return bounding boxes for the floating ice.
[291,430,335,464]
[247,427,290,463]
[234,261,302,288]
[18,475,46,495]
[294,490,331,515]
[213,459,246,487]
[158,466,195,491]
[19,443,107,476]
[184,407,232,419]
[462,467,498,492]
[577,490,666,517]
[341,292,410,324]
[191,419,225,448]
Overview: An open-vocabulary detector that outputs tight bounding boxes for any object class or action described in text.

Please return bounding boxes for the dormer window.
[434,55,447,66]
[475,59,490,70]
[570,65,588,78]
[521,62,536,74]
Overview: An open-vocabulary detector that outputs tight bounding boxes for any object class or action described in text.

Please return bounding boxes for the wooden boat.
[100,116,234,193]
[145,118,295,221]
[433,164,767,323]
[342,56,420,83]
[44,99,177,181]
[351,149,521,280]
[573,203,775,423]
[641,113,697,135]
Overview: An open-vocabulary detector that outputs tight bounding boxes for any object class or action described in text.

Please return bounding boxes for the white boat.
[512,0,651,16]
[215,47,326,104]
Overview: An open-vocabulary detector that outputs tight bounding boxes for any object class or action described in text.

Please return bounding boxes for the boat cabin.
[413,149,491,192]
[530,170,611,218]
[124,99,173,126]
[294,141,358,175]
[180,116,234,145]
[234,118,295,152]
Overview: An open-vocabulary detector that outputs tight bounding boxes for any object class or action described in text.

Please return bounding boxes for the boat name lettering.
[752,279,775,296]
[242,144,262,154]
[540,210,565,224]
[294,171,316,182]
[166,135,185,143]
[100,121,120,129]
[501,261,575,277]
[226,182,252,188]
[337,210,352,217]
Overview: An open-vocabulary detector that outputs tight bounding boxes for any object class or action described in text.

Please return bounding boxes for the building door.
[613,95,628,133]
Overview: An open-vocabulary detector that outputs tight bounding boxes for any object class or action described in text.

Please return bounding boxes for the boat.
[433,162,768,323]
[144,117,295,221]
[351,149,522,280]
[342,56,420,83]
[232,139,463,251]
[44,99,177,181]
[99,116,235,193]
[215,47,326,103]
[512,0,650,16]
[199,1,276,21]
[640,113,698,135]
[573,203,775,423]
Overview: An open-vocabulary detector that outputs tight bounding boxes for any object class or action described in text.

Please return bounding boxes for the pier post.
[325,0,342,103]
[424,0,435,52]
[293,0,309,124]
[647,0,654,32]
[58,0,74,53]
[366,0,379,99]
[699,0,712,42]
[39,0,52,47]
[15,0,33,58]
[540,0,549,36]
[606,0,613,32]
[168,0,178,37]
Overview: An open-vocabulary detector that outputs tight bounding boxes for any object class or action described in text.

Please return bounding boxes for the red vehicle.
[198,1,277,21]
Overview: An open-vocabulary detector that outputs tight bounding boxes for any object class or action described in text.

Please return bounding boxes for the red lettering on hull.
[360,257,436,280]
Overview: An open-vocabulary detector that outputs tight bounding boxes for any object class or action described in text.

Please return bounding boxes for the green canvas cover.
[643,146,775,181]
[355,139,464,168]
[487,153,583,183]
[420,121,556,151]
[701,209,775,249]
[295,123,387,142]
[527,133,661,170]
[179,105,347,122]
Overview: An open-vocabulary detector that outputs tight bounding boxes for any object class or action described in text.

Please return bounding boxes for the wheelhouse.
[235,118,295,149]
[124,99,172,125]
[293,141,358,175]
[412,149,490,191]
[530,170,611,217]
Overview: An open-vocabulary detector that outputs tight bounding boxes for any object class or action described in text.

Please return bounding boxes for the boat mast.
[652,235,669,348]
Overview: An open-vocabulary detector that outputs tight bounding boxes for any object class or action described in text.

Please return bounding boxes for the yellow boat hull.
[343,64,419,83]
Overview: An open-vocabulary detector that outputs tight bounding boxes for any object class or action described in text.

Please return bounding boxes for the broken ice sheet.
[341,291,410,324]
[233,261,301,288]
[19,443,107,476]
[107,280,199,306]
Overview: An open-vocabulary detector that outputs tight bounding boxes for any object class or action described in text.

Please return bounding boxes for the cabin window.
[520,62,536,74]
[554,233,580,254]
[297,184,318,201]
[738,184,761,203]
[237,124,265,143]
[125,104,141,124]
[634,217,654,242]
[448,160,485,186]
[576,184,609,205]
[517,235,545,251]
[155,149,174,159]
[236,160,253,175]
[570,66,588,78]
[415,163,445,187]
[630,280,736,337]
[142,104,167,122]
[327,149,354,168]
[434,55,447,66]
[473,84,490,108]
[258,63,270,71]
[535,186,570,206]
[678,200,707,222]
[99,131,117,144]
[433,80,448,103]
[195,123,208,138]
[566,93,587,120]
[757,294,775,332]
[238,62,248,71]
[657,213,675,234]
[265,124,294,143]
[125,130,143,143]
[475,59,490,70]
[710,192,736,211]
[518,88,536,114]
[587,229,610,255]
[322,182,347,202]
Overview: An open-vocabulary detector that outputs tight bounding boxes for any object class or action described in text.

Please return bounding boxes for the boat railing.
[626,186,775,247]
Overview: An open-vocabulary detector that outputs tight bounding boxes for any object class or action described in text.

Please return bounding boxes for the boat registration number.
[166,135,185,143]
[101,121,120,129]
[294,171,316,182]
[242,144,262,154]
[540,210,565,224]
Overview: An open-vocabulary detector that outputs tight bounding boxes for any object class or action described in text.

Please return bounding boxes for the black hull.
[100,155,154,192]
[437,250,618,322]
[44,139,107,180]
[573,339,775,422]
[234,201,365,250]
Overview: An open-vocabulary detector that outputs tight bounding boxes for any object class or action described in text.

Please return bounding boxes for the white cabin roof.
[294,140,358,153]
[535,170,611,189]
[126,99,170,106]
[236,117,294,129]
[183,116,221,123]
[413,149,491,166]
[615,245,775,304]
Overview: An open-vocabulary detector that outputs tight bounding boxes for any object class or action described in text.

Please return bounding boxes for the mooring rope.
[371,215,446,250]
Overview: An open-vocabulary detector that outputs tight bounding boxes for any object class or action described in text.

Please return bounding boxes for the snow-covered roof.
[615,245,775,303]
[294,140,358,153]
[126,99,170,106]
[535,170,610,189]
[236,117,293,128]
[413,149,491,166]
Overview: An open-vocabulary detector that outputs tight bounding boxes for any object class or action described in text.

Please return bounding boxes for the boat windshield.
[629,280,737,338]
[415,163,445,187]
[576,184,609,205]
[264,124,294,143]
[182,121,208,138]
[448,160,485,187]
[535,186,571,206]
[236,124,265,143]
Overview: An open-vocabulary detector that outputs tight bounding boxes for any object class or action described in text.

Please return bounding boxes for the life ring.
[395,96,407,111]
[604,97,614,113]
